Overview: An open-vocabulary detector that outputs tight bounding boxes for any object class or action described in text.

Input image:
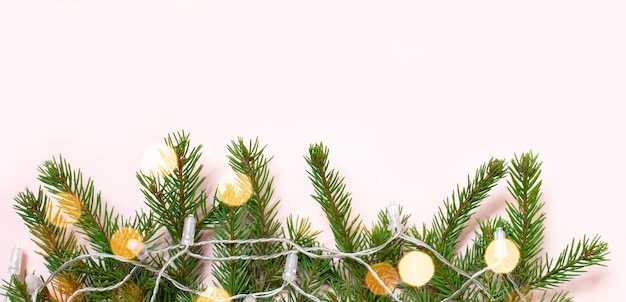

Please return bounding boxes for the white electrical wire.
[12,220,526,302]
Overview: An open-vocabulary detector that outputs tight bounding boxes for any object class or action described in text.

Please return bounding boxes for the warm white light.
[45,192,82,227]
[484,237,520,274]
[365,263,398,295]
[398,250,435,287]
[111,227,144,260]
[141,143,178,177]
[216,171,253,207]
[195,286,230,302]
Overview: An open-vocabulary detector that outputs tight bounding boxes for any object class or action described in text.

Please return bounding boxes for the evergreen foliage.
[2,131,609,301]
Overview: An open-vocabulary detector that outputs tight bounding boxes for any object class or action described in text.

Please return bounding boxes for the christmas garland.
[2,131,609,301]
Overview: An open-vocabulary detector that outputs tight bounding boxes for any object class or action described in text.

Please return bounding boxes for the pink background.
[1,1,624,300]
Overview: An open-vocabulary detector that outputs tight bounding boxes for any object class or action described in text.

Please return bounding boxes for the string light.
[12,204,527,302]
[216,171,253,207]
[398,250,435,287]
[365,263,399,295]
[484,227,520,274]
[8,245,22,276]
[196,286,231,302]
[110,227,145,260]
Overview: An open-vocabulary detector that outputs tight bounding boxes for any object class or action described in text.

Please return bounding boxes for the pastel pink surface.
[1,1,623,300]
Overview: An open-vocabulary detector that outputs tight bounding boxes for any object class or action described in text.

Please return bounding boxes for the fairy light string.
[15,204,525,302]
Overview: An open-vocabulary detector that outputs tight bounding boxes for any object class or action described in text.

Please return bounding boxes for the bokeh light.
[216,171,253,207]
[484,238,520,274]
[110,227,144,259]
[45,192,82,227]
[398,250,435,287]
[365,262,398,295]
[141,143,178,177]
[196,286,231,302]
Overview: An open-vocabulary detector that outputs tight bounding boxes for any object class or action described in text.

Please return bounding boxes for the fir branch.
[210,201,254,297]
[422,158,507,298]
[530,235,609,291]
[1,274,43,302]
[506,152,546,285]
[365,207,410,265]
[306,142,377,301]
[454,218,511,300]
[285,215,332,302]
[226,138,284,296]
[38,156,115,254]
[226,138,282,241]
[305,142,364,254]
[541,290,573,302]
[13,188,85,273]
[427,158,507,258]
[137,131,208,298]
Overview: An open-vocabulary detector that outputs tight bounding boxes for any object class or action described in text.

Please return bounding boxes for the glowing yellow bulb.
[398,250,435,287]
[365,263,399,295]
[45,192,82,227]
[196,286,231,302]
[484,238,520,274]
[47,274,82,302]
[141,143,178,177]
[216,172,253,207]
[110,227,144,259]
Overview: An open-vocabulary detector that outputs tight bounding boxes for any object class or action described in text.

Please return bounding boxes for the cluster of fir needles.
[2,131,609,302]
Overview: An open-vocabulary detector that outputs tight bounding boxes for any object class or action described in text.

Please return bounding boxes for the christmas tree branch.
[226,138,284,295]
[305,142,364,254]
[506,152,546,286]
[2,131,610,301]
[211,201,254,297]
[421,158,507,299]
[530,235,609,291]
[427,158,507,257]
[305,142,370,300]
[285,216,331,302]
[38,156,114,254]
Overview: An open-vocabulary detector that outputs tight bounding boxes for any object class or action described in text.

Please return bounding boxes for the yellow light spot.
[398,250,435,287]
[141,143,178,177]
[111,227,144,259]
[216,172,253,207]
[196,286,231,302]
[47,274,82,302]
[365,262,398,295]
[45,192,82,227]
[484,238,520,274]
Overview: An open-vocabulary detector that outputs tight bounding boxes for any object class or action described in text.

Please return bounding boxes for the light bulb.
[195,286,230,302]
[484,228,520,274]
[25,275,43,296]
[386,203,402,232]
[365,263,398,295]
[216,172,253,207]
[398,250,435,287]
[126,239,148,260]
[282,253,298,282]
[181,215,196,246]
[111,227,144,259]
[8,245,23,275]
